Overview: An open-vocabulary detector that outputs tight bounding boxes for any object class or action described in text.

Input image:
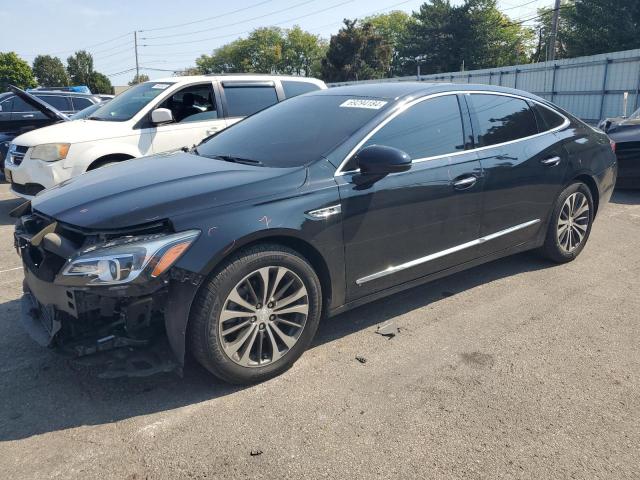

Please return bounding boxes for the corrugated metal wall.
[328,49,640,123]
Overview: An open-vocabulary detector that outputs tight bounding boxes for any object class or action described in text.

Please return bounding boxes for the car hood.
[31,152,307,230]
[9,85,69,122]
[12,118,132,146]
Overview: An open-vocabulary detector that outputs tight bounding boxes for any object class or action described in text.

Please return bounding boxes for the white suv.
[5,75,326,199]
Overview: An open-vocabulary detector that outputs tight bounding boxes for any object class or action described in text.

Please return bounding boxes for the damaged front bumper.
[14,205,203,375]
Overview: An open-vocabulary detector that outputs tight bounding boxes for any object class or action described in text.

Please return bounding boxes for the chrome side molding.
[356,219,541,285]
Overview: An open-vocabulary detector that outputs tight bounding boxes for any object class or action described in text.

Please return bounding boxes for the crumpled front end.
[13,202,202,374]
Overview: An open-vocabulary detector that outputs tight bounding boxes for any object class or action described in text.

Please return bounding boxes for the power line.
[141,0,355,47]
[140,0,275,33]
[141,0,316,40]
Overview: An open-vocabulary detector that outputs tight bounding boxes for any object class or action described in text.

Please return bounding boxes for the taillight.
[610,140,616,153]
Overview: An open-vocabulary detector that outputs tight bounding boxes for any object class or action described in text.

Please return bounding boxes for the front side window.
[35,95,71,111]
[467,94,538,147]
[282,80,320,98]
[197,94,388,168]
[223,85,278,117]
[0,95,13,113]
[158,83,217,123]
[12,96,36,113]
[88,82,174,122]
[361,95,465,161]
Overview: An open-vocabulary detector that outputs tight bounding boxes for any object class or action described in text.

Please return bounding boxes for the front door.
[337,94,484,301]
[149,82,227,153]
[464,93,569,256]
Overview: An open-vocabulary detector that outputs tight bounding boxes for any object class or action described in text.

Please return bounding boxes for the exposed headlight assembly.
[31,143,71,162]
[59,230,200,286]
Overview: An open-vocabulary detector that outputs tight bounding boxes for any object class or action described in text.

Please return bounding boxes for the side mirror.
[151,108,173,125]
[356,145,411,175]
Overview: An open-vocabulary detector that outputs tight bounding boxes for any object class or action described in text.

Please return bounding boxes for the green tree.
[88,72,112,94]
[281,26,326,77]
[0,52,36,91]
[66,50,94,86]
[128,73,150,85]
[320,19,393,82]
[32,55,69,87]
[197,26,325,76]
[532,2,575,62]
[565,0,639,57]
[399,0,533,75]
[364,11,413,76]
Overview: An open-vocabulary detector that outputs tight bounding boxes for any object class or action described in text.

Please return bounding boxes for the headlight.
[58,230,200,286]
[31,143,71,162]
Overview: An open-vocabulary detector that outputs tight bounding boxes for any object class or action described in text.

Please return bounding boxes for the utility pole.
[134,31,140,81]
[549,0,561,62]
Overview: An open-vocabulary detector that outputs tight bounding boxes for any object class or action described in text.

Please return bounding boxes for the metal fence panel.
[328,48,640,123]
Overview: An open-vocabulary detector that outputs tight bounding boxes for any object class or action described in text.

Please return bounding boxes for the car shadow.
[0,251,552,442]
[610,188,640,205]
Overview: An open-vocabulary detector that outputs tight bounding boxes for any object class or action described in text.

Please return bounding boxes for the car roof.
[313,82,545,103]
[150,74,326,86]
[32,90,98,98]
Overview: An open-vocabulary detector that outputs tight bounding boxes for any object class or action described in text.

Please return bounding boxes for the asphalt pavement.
[0,182,638,479]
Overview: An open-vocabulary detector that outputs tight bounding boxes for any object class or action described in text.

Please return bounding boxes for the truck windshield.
[197,94,390,168]
[88,82,174,122]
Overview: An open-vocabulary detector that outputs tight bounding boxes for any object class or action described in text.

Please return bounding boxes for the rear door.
[0,95,14,132]
[465,93,569,256]
[337,94,484,300]
[220,81,281,127]
[149,81,226,153]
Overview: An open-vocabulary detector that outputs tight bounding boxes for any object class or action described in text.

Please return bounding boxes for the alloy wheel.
[218,266,309,367]
[557,192,590,253]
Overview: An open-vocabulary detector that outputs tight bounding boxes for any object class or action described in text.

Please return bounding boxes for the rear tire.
[539,181,594,263]
[188,244,322,384]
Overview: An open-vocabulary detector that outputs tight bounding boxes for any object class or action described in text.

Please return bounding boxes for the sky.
[0,0,552,85]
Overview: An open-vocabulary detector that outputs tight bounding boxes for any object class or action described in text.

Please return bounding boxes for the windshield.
[196,95,390,168]
[625,107,640,121]
[88,82,174,121]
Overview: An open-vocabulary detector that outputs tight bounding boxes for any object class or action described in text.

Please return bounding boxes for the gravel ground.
[0,182,638,480]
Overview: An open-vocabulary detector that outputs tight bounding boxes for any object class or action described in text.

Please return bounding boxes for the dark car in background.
[599,108,640,188]
[1,86,103,174]
[13,83,617,384]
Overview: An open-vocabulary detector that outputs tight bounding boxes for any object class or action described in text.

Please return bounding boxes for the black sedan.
[13,83,617,384]
[599,108,640,188]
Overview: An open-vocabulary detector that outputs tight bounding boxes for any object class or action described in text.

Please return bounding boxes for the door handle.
[541,156,561,166]
[452,175,477,190]
[22,114,34,118]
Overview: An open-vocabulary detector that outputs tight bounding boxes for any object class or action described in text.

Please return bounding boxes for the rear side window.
[71,97,93,111]
[532,103,566,131]
[362,95,465,160]
[282,80,320,98]
[36,95,71,111]
[223,85,278,117]
[467,94,538,147]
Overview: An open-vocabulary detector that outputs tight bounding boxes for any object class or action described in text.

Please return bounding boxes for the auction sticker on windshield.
[151,84,170,90]
[340,99,388,109]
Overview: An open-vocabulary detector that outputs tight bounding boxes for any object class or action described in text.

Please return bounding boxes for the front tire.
[188,244,322,384]
[539,181,594,263]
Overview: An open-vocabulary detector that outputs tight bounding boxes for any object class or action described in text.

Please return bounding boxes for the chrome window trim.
[335,90,570,176]
[355,219,541,285]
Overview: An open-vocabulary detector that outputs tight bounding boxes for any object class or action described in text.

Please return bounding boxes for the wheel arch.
[572,173,600,216]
